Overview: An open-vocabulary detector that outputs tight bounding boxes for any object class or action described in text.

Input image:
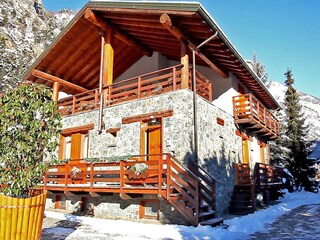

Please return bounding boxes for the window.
[54,194,66,210]
[59,124,93,161]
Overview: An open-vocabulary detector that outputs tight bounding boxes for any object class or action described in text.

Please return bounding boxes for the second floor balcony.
[58,64,212,116]
[233,94,280,140]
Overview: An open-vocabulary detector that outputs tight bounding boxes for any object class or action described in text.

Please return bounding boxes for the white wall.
[115,52,169,82]
[116,52,247,116]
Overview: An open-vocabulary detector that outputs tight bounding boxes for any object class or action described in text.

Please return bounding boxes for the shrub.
[0,83,61,197]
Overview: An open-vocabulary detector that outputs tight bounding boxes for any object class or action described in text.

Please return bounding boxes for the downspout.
[192,32,219,163]
[98,29,105,133]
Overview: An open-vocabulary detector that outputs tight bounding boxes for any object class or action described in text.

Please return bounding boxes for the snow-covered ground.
[44,191,320,240]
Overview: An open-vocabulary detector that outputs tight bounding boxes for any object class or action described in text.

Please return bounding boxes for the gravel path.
[250,204,320,240]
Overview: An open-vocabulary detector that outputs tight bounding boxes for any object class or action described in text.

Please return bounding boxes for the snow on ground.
[44,191,320,240]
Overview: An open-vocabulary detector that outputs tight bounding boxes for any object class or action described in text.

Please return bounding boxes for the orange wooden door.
[71,133,82,162]
[242,139,249,164]
[141,120,162,160]
[148,126,161,160]
[260,145,266,164]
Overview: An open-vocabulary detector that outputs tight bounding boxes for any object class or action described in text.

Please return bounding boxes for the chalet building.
[23,1,282,226]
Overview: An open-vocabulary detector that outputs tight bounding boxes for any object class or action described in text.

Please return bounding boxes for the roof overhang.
[23,0,281,110]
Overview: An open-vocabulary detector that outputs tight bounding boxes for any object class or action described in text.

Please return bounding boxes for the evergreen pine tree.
[283,68,314,191]
[251,53,268,83]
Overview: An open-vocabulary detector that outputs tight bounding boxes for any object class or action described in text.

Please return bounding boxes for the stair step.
[169,193,180,197]
[199,210,215,220]
[200,204,210,212]
[229,205,254,215]
[233,189,252,194]
[200,217,225,227]
[229,200,253,207]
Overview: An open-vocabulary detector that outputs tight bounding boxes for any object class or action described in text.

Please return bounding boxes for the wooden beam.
[122,110,173,124]
[84,8,152,57]
[31,69,88,93]
[160,13,228,78]
[61,124,95,136]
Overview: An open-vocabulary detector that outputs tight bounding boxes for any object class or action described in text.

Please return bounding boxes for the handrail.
[188,159,220,183]
[233,93,280,137]
[57,64,213,116]
[43,153,218,227]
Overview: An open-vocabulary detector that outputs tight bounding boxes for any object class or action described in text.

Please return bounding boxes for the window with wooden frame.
[58,124,93,161]
[54,194,66,210]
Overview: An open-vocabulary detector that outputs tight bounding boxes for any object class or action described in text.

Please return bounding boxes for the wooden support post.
[180,41,189,89]
[52,82,60,101]
[103,28,114,102]
[172,66,177,91]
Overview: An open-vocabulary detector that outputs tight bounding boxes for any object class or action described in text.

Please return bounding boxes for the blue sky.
[43,0,320,97]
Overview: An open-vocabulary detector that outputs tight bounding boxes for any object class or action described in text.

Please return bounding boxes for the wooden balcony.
[58,64,212,116]
[40,154,218,226]
[233,94,280,140]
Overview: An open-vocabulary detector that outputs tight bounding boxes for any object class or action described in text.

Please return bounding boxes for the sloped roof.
[24,1,280,109]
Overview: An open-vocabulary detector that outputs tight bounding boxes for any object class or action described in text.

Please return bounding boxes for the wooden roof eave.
[22,1,281,111]
[196,6,281,110]
[22,3,91,81]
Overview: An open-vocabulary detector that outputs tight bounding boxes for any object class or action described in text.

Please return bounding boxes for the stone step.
[200,217,225,227]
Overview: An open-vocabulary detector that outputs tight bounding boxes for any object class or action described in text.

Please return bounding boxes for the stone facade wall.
[57,89,248,221]
[60,90,194,159]
[45,193,189,225]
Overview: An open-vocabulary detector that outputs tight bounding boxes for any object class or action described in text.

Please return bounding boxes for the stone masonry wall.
[45,193,189,225]
[196,96,242,216]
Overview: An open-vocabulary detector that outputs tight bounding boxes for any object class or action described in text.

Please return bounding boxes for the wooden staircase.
[166,156,224,226]
[229,185,255,215]
[42,154,224,226]
[229,163,283,215]
[229,164,255,215]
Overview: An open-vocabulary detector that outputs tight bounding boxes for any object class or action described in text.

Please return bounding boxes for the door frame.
[140,118,163,159]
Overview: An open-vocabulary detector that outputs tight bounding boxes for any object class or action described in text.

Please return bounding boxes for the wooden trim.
[216,117,224,126]
[106,127,121,137]
[31,69,88,93]
[84,9,152,57]
[122,110,173,124]
[61,124,94,136]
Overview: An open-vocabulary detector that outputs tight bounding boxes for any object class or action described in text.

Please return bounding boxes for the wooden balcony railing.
[58,64,212,116]
[41,153,217,226]
[235,163,283,190]
[232,94,280,139]
[252,163,283,192]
